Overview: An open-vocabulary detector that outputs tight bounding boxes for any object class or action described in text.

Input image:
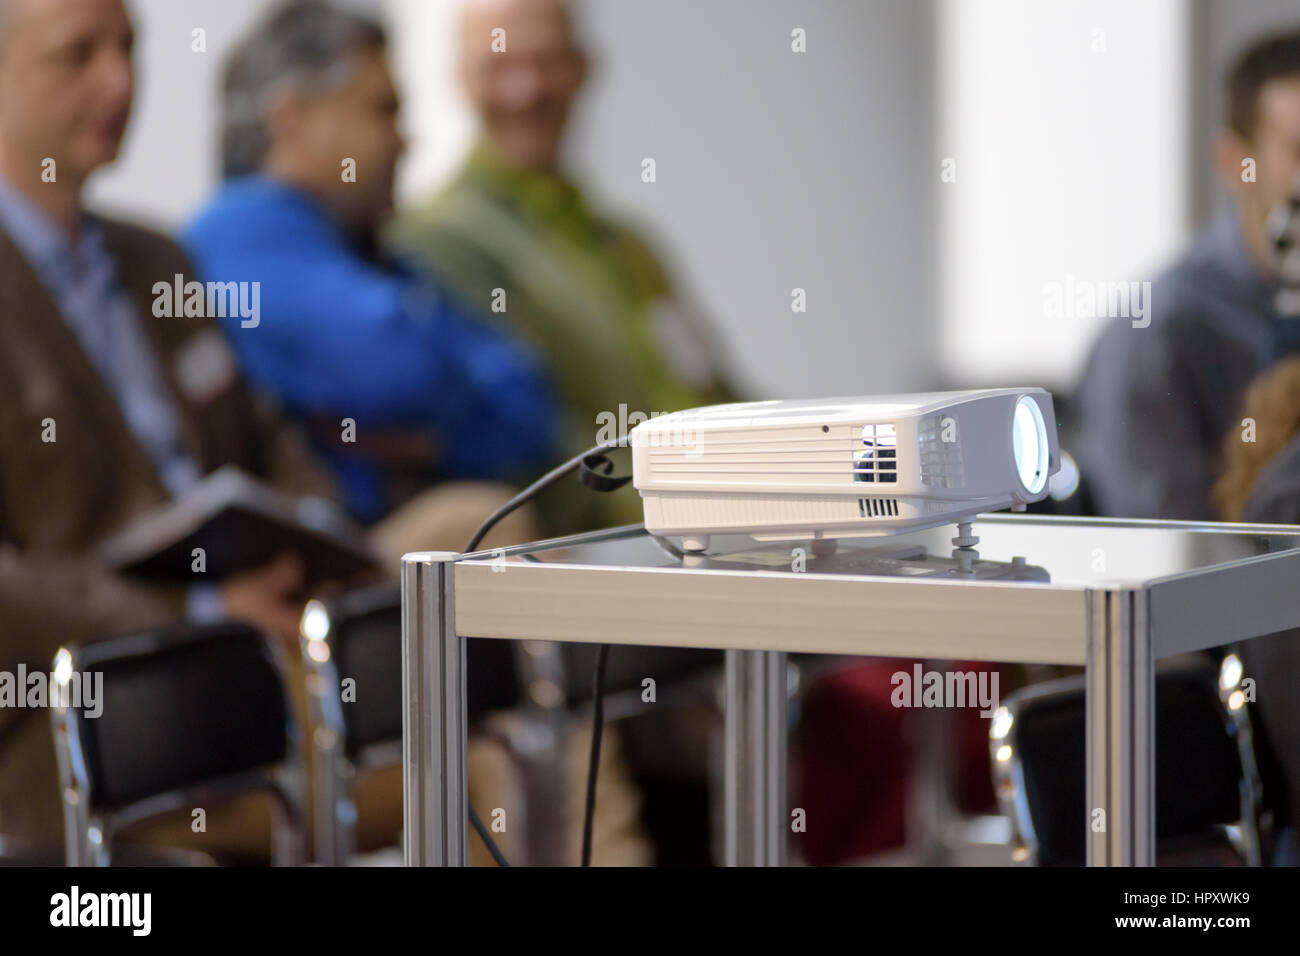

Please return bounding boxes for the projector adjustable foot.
[681,534,710,553]
[951,521,979,550]
[952,520,979,574]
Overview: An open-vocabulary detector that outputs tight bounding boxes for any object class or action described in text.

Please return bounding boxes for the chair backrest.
[994,657,1261,866]
[310,584,522,758]
[301,583,529,864]
[53,620,306,864]
[68,622,294,808]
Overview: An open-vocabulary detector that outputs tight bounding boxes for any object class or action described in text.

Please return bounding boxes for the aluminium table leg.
[1085,588,1154,866]
[911,660,959,866]
[402,552,468,866]
[725,649,788,866]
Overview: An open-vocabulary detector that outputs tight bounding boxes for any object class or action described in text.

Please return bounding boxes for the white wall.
[937,0,1191,391]
[385,0,474,198]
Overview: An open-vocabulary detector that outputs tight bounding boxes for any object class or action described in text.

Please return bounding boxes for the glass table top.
[458,513,1300,590]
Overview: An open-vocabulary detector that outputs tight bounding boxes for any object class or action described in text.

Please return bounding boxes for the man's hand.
[219,552,307,646]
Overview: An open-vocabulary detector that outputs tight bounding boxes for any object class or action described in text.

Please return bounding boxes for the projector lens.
[1012,396,1048,495]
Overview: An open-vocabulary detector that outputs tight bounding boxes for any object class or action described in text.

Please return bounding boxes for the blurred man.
[1075,30,1300,520]
[184,0,559,526]
[0,0,350,856]
[389,0,747,866]
[388,0,740,534]
[1074,31,1300,867]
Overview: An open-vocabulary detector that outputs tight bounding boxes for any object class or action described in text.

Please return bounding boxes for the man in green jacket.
[388,0,740,534]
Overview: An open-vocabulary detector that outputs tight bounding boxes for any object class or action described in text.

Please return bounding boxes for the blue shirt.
[1075,208,1287,520]
[183,176,559,521]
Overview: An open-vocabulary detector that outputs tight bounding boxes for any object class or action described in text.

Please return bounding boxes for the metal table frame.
[402,515,1300,866]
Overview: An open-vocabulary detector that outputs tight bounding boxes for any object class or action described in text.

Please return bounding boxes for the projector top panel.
[636,388,1044,431]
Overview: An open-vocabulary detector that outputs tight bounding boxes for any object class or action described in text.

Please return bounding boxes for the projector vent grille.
[859,497,899,518]
[852,423,898,484]
[918,413,965,489]
[646,427,866,489]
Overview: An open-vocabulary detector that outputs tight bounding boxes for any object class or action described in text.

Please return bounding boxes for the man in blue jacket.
[184,1,559,525]
[185,0,651,866]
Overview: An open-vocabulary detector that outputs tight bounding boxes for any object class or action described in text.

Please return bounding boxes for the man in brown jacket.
[0,0,365,857]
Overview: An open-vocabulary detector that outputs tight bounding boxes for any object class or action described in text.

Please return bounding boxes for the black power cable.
[463,436,633,867]
[468,803,510,868]
[581,643,611,867]
[465,435,631,553]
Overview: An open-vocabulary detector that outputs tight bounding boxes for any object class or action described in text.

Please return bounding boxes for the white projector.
[629,388,1059,552]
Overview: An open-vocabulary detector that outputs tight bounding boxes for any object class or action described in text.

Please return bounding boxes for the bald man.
[389,0,744,867]
[388,0,741,537]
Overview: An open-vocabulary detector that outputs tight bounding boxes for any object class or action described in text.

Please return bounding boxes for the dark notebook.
[101,465,379,582]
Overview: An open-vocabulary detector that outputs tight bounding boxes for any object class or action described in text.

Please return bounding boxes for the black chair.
[989,654,1283,865]
[298,583,521,864]
[300,581,724,864]
[52,621,308,866]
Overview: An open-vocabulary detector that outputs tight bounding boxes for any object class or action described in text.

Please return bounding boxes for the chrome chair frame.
[989,653,1266,866]
[300,592,400,866]
[303,573,728,866]
[300,586,573,865]
[51,629,308,867]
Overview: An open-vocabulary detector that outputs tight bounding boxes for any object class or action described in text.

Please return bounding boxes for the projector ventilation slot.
[853,423,898,483]
[858,497,899,518]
